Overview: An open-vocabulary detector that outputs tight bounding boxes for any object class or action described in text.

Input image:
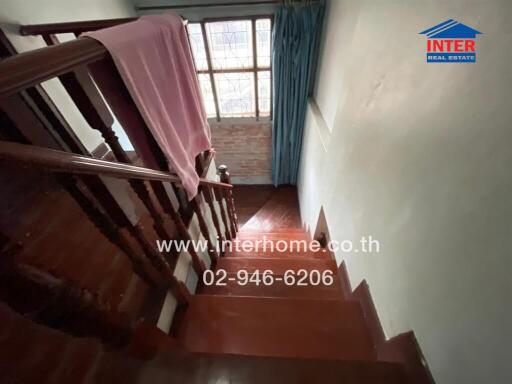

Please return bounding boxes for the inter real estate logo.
[419,19,482,63]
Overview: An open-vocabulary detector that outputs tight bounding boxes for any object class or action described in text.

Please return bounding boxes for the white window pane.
[206,20,253,70]
[258,71,271,116]
[256,19,271,68]
[187,23,208,71]
[198,74,217,118]
[214,72,255,117]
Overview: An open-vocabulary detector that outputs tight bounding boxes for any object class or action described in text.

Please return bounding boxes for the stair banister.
[0,38,107,97]
[219,165,238,237]
[0,141,234,302]
[20,18,137,37]
[0,141,231,189]
[0,28,238,311]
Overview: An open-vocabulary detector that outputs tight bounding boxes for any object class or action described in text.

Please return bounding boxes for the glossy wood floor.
[235,185,302,231]
[232,185,276,226]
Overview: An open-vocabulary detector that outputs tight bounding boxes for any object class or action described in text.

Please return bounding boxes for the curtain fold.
[272,2,324,185]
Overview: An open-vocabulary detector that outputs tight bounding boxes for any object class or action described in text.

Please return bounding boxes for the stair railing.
[0,141,237,304]
[0,33,238,311]
[16,18,212,228]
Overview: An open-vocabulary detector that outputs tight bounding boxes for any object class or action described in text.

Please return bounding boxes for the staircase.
[171,187,407,382]
[0,188,407,383]
[0,25,430,382]
[0,187,412,383]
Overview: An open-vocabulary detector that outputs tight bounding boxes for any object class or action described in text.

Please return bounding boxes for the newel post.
[218,165,238,236]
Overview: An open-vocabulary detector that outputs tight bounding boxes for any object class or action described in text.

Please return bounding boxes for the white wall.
[298,1,511,383]
[0,0,136,152]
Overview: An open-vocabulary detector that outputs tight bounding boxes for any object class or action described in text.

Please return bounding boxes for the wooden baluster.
[59,68,122,158]
[57,66,174,257]
[87,59,207,277]
[150,181,207,278]
[213,185,232,243]
[195,153,204,176]
[57,174,157,288]
[78,175,189,305]
[41,33,59,46]
[203,185,226,249]
[218,165,238,237]
[192,149,219,264]
[172,183,194,222]
[0,31,89,156]
[128,225,190,305]
[189,196,219,265]
[88,58,192,223]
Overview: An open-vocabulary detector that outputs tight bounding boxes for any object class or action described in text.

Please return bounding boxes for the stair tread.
[127,350,407,384]
[201,278,343,299]
[239,227,307,233]
[216,257,338,273]
[225,249,331,259]
[236,232,310,240]
[177,295,375,361]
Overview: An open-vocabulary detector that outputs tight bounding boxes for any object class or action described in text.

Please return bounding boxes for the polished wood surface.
[0,141,232,189]
[241,186,302,232]
[0,29,88,155]
[219,165,238,235]
[215,257,337,274]
[20,18,136,36]
[0,303,407,383]
[0,174,152,321]
[201,275,344,299]
[232,185,276,226]
[0,38,107,96]
[177,295,376,360]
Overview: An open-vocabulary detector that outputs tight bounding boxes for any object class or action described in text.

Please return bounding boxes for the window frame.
[187,15,274,122]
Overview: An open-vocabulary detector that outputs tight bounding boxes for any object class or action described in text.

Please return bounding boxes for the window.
[187,18,272,120]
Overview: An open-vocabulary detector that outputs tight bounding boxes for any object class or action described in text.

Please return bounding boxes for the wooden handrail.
[0,141,232,190]
[20,18,137,36]
[0,37,107,97]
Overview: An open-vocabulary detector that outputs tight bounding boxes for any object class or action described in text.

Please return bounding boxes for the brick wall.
[210,121,272,184]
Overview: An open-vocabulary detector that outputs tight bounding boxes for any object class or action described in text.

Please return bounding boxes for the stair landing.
[241,186,302,232]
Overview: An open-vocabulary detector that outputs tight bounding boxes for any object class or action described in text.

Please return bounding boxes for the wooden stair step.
[0,305,114,384]
[177,295,375,361]
[117,349,407,383]
[216,257,338,274]
[236,232,310,241]
[241,186,302,232]
[201,274,343,299]
[239,227,306,233]
[225,249,331,259]
[51,338,103,383]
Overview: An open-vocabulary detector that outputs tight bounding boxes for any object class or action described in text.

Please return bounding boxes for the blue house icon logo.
[419,19,482,63]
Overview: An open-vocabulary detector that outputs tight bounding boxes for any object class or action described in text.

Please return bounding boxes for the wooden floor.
[237,185,302,232]
[232,185,276,226]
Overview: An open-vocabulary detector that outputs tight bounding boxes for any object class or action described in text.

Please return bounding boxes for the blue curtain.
[272,2,324,185]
